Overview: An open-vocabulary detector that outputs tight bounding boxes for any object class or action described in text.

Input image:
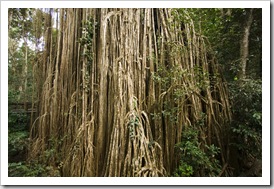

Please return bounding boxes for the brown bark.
[29,8,231,177]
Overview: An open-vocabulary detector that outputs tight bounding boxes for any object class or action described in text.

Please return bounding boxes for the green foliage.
[7,103,57,177]
[174,161,193,177]
[8,111,29,130]
[152,63,187,124]
[80,17,96,63]
[8,107,29,162]
[229,79,262,158]
[127,113,140,141]
[193,66,211,90]
[9,8,34,39]
[79,17,96,93]
[9,8,38,104]
[174,123,221,177]
[152,63,211,125]
[8,130,28,157]
[247,9,262,78]
[8,90,20,104]
[8,106,61,177]
[8,162,60,177]
[8,115,64,177]
[171,8,262,81]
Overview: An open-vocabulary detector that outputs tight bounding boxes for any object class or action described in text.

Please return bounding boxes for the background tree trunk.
[239,8,254,80]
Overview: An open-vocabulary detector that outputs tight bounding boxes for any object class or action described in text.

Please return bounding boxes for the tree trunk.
[239,8,253,80]
[23,36,28,110]
[29,8,232,177]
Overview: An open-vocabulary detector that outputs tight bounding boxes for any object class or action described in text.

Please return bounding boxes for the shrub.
[8,130,28,161]
[8,161,60,177]
[229,79,262,158]
[174,126,221,177]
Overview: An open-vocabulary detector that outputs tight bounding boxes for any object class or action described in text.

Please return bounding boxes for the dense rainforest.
[8,8,262,177]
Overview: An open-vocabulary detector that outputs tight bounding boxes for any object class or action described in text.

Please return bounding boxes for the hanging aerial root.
[123,97,166,177]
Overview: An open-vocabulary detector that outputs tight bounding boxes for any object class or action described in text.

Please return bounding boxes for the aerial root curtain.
[29,8,231,177]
